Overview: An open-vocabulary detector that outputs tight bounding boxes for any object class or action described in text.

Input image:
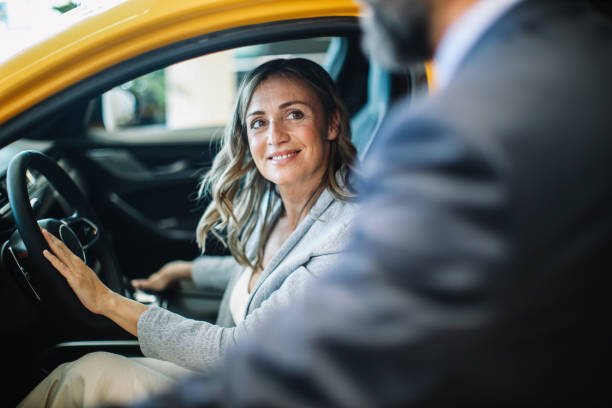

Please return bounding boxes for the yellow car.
[0,0,431,403]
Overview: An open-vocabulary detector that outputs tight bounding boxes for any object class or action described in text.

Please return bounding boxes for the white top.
[229,267,252,323]
[434,0,524,89]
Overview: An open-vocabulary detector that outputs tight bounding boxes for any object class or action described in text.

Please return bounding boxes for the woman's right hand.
[131,260,193,292]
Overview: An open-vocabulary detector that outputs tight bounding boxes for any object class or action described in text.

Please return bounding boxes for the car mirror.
[101,88,137,131]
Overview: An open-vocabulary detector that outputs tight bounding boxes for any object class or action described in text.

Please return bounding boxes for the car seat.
[350,61,391,159]
[351,60,433,160]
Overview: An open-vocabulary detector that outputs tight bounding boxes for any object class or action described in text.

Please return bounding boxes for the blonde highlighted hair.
[196,58,357,270]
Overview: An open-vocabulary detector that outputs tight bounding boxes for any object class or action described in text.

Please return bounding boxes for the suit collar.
[439,0,590,89]
[435,0,524,89]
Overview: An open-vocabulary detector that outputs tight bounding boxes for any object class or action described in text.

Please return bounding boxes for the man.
[134,0,612,406]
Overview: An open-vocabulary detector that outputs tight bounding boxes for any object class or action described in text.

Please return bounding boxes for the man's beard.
[359,0,434,71]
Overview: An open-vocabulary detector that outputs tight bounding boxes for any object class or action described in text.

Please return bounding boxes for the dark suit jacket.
[134,1,612,406]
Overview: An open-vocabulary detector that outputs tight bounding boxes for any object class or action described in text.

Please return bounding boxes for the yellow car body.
[0,0,360,126]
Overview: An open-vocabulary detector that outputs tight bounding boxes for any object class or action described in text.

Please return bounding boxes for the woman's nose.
[267,121,289,145]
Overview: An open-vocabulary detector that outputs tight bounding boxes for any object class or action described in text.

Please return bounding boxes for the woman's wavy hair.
[196,58,357,270]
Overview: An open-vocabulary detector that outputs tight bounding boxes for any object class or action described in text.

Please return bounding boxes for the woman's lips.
[268,149,301,162]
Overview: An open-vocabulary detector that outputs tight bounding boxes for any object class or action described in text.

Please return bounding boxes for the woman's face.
[245,74,337,193]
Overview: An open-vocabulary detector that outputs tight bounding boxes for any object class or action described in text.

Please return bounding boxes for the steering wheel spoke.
[61,215,100,249]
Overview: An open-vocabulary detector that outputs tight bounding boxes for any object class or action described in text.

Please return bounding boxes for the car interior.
[0,16,431,404]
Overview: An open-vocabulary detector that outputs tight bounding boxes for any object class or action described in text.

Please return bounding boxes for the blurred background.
[0,0,126,63]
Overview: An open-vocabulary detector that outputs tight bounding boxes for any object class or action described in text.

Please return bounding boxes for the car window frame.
[89,36,348,144]
[0,17,361,147]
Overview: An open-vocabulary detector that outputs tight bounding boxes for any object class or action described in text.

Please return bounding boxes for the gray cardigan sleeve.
[191,255,242,291]
[138,263,318,372]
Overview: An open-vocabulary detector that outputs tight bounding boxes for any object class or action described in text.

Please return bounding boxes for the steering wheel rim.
[6,150,124,329]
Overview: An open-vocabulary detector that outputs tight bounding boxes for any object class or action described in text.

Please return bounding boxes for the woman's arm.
[41,228,147,336]
[131,260,193,292]
[128,253,240,294]
[41,228,241,337]
[137,262,319,372]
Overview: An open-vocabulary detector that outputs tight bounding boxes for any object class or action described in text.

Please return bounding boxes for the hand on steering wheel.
[41,228,114,316]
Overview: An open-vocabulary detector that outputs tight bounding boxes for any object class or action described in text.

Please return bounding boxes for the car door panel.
[57,139,226,281]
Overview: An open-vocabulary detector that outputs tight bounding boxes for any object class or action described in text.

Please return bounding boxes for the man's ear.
[327,110,340,141]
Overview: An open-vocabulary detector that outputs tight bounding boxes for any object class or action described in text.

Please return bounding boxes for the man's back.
[386,1,612,403]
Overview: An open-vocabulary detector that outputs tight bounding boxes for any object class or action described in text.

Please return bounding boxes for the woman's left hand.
[41,228,113,315]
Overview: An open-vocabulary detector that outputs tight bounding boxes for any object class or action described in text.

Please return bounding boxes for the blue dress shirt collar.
[435,0,524,89]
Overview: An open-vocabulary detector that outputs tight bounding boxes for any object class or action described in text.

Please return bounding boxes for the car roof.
[0,0,360,126]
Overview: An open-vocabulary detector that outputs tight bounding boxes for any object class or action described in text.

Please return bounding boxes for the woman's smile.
[268,149,302,162]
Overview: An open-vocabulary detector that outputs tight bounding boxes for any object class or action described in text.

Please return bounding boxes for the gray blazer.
[137,188,356,372]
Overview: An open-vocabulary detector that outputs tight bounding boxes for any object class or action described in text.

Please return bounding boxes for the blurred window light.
[0,0,126,63]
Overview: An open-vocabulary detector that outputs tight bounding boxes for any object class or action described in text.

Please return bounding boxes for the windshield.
[0,0,126,63]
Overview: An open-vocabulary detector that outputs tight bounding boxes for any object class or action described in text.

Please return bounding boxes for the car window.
[91,37,337,138]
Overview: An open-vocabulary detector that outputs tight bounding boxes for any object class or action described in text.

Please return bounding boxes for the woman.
[19,58,358,407]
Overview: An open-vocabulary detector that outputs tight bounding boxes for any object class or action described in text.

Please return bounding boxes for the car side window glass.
[89,37,336,140]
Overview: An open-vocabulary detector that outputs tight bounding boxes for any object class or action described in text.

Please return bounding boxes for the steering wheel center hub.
[46,220,86,262]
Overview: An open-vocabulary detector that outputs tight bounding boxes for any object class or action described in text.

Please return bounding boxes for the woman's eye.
[288,110,304,120]
[250,119,265,130]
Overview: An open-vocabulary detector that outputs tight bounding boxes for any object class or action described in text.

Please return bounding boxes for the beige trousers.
[17,351,195,408]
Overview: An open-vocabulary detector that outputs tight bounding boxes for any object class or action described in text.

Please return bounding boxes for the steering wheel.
[4,150,125,329]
